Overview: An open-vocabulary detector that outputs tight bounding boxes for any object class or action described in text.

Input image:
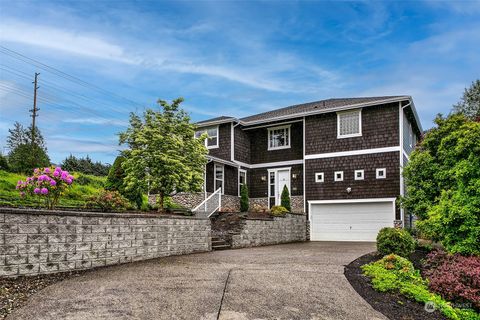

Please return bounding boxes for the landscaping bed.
[345,250,447,320]
[0,270,88,319]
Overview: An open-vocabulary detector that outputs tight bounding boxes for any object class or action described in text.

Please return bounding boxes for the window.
[337,109,362,138]
[315,172,324,183]
[334,171,344,182]
[269,171,275,197]
[376,168,386,179]
[195,126,219,149]
[214,164,224,193]
[268,125,290,150]
[354,170,364,180]
[238,169,247,196]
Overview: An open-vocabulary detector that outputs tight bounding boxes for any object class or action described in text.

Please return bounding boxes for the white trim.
[243,119,303,130]
[196,125,219,149]
[238,169,247,197]
[354,169,364,180]
[334,171,344,182]
[267,167,291,207]
[305,146,400,160]
[230,122,234,161]
[214,163,224,195]
[302,116,306,213]
[196,118,234,127]
[233,159,303,169]
[376,168,386,179]
[315,172,324,183]
[399,102,404,223]
[337,109,362,139]
[267,125,291,151]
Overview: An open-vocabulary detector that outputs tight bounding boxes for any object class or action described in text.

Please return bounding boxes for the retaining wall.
[231,214,306,248]
[0,208,211,277]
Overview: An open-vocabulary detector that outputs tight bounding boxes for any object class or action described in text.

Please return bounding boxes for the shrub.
[105,155,143,209]
[16,166,74,209]
[280,185,291,212]
[376,227,416,258]
[423,250,480,310]
[240,184,249,212]
[86,190,130,212]
[251,203,269,213]
[362,254,479,320]
[163,196,185,210]
[270,205,288,217]
[0,154,8,171]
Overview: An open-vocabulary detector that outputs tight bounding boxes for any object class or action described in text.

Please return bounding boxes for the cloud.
[62,118,128,126]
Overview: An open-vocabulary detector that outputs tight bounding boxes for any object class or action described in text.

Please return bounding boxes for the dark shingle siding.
[207,123,231,161]
[305,102,399,154]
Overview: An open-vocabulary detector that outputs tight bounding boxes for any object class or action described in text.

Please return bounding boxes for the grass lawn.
[0,170,105,208]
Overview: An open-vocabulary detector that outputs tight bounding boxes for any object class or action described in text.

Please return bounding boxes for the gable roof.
[195,95,422,131]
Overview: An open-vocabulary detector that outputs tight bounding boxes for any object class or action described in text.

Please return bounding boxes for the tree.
[105,155,143,209]
[453,79,480,120]
[119,98,208,211]
[280,185,291,212]
[240,184,249,212]
[0,154,9,171]
[6,122,28,150]
[61,154,111,176]
[401,113,480,254]
[8,144,50,173]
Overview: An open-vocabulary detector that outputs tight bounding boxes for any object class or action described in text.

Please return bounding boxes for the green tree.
[280,185,291,212]
[61,154,111,176]
[105,155,143,209]
[119,98,208,211]
[8,144,50,173]
[401,113,480,254]
[240,184,249,212]
[6,122,28,150]
[0,154,9,171]
[453,79,480,120]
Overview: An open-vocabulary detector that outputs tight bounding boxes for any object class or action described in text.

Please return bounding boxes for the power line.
[0,46,145,110]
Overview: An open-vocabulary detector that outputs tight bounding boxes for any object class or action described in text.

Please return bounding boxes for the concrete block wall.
[231,214,306,248]
[0,208,211,277]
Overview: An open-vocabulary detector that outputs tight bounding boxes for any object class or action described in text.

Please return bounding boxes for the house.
[175,96,422,241]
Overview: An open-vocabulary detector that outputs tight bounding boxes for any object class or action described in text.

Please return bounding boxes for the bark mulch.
[0,270,87,319]
[344,250,447,320]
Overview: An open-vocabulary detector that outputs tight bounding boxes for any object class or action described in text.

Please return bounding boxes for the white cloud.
[62,118,128,126]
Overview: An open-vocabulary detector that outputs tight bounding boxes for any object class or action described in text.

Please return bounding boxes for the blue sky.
[0,1,479,164]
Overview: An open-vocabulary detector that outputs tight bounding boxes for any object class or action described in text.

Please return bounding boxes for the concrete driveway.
[8,242,385,320]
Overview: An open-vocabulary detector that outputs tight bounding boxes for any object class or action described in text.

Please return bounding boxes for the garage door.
[309,201,394,241]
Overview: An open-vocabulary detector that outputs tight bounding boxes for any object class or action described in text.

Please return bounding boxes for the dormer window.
[268,125,291,150]
[195,126,219,149]
[337,109,362,138]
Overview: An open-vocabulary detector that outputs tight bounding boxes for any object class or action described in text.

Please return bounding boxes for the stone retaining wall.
[231,214,306,248]
[0,208,211,277]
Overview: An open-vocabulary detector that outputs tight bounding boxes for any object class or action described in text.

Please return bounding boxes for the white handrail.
[192,188,222,217]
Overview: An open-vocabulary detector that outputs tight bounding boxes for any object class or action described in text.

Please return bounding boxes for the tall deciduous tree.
[119,98,208,211]
[453,79,480,120]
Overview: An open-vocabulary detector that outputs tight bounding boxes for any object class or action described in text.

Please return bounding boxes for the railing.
[192,188,222,218]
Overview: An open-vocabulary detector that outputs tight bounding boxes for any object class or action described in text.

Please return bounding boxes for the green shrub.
[376,227,416,258]
[86,190,130,212]
[0,154,9,171]
[362,254,479,320]
[280,185,291,212]
[270,205,288,217]
[240,184,249,212]
[163,196,185,209]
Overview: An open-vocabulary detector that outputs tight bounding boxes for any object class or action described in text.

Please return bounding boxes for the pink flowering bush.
[16,166,74,209]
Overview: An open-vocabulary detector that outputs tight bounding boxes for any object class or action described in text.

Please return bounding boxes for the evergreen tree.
[453,79,480,120]
[280,185,291,212]
[8,144,50,173]
[240,184,249,212]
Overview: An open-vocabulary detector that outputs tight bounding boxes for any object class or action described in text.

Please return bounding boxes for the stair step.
[212,244,231,250]
[212,240,226,245]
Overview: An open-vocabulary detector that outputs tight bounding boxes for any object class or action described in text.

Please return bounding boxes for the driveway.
[8,242,385,320]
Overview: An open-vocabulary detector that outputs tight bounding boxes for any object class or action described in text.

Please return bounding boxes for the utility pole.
[30,72,40,146]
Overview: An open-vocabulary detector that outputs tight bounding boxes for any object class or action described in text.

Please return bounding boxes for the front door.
[276,169,290,206]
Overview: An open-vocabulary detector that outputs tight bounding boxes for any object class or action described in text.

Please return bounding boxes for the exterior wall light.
[346,187,352,193]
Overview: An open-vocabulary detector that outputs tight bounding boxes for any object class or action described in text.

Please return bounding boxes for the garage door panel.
[310,202,394,242]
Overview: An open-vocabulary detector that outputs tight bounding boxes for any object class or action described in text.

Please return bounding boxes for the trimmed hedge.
[376,227,416,258]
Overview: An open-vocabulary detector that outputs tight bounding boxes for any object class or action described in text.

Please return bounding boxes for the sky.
[0,0,479,164]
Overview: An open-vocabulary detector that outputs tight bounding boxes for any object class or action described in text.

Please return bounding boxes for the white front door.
[276,169,290,205]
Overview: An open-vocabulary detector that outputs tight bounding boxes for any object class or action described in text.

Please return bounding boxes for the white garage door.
[310,201,395,241]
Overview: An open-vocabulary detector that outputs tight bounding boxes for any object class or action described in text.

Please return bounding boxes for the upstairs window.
[337,109,362,138]
[268,125,290,150]
[195,126,219,149]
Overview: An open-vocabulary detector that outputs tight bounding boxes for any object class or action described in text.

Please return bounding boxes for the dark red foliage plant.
[423,250,480,310]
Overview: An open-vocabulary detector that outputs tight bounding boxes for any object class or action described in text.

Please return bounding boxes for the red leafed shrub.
[423,250,480,310]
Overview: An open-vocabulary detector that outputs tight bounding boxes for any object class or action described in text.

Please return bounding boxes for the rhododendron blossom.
[16,166,74,209]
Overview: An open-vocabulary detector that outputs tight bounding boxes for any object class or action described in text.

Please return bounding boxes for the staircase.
[192,188,222,218]
[211,236,231,250]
